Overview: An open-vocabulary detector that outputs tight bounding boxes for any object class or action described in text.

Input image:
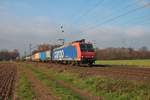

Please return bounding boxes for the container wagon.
[45,50,51,61]
[39,52,46,61]
[32,52,40,61]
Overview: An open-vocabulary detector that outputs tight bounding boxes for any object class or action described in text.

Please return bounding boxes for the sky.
[0,0,150,55]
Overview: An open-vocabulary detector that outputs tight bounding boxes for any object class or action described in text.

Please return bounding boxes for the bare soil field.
[0,63,17,100]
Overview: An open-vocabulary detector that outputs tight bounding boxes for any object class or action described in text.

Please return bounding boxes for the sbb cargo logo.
[54,50,64,60]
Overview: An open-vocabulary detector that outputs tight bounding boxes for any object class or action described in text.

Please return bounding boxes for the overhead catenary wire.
[72,0,150,49]
[97,3,150,25]
[79,0,144,30]
[85,2,150,33]
[106,14,150,26]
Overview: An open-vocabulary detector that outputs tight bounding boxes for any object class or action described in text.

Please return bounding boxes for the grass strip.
[16,70,35,100]
[25,63,84,100]
[96,59,150,67]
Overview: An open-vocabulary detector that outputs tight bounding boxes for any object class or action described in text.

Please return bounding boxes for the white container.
[45,50,51,60]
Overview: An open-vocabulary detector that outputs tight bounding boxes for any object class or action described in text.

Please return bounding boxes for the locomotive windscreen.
[80,44,94,52]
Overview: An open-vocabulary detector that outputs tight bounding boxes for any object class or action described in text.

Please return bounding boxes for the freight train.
[30,39,96,65]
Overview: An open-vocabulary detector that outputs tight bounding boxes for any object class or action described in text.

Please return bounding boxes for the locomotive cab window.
[80,44,94,52]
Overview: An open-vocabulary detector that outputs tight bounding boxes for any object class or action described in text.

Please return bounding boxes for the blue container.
[52,45,77,61]
[40,52,46,61]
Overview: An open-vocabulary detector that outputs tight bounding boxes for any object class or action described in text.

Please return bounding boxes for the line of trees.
[0,49,20,61]
[32,44,61,54]
[96,46,150,60]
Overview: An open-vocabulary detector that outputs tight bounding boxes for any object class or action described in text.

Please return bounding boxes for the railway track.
[0,63,16,100]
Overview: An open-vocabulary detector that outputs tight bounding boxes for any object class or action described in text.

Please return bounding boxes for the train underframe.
[81,57,95,65]
[52,58,95,66]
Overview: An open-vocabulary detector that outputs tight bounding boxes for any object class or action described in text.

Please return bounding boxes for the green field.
[96,59,150,67]
[16,64,36,100]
